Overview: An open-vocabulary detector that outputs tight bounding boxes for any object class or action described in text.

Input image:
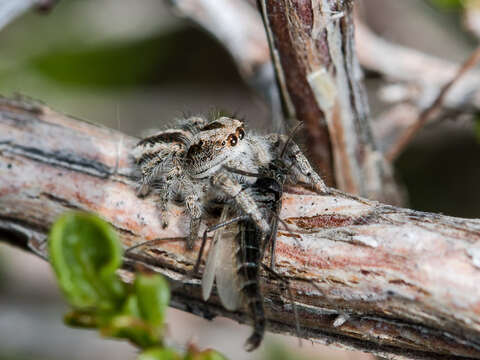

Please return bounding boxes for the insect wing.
[201,206,243,311]
[215,216,243,311]
[201,207,228,302]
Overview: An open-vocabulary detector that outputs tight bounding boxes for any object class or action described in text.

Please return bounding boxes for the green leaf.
[121,294,142,318]
[135,274,170,326]
[137,348,182,360]
[48,212,125,310]
[104,313,160,348]
[99,280,170,348]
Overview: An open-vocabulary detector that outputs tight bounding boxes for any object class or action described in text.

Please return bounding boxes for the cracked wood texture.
[258,0,400,205]
[2,97,480,359]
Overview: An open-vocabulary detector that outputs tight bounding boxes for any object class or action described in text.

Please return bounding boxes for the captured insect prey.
[200,205,265,351]
[130,113,326,350]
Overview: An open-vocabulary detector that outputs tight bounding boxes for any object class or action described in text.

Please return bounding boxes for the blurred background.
[0,0,479,359]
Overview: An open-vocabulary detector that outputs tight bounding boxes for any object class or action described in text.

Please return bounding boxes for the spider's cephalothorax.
[185,117,246,178]
[132,115,260,248]
[132,115,326,250]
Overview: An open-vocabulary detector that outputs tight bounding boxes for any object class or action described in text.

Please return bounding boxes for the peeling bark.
[259,0,400,205]
[2,98,480,359]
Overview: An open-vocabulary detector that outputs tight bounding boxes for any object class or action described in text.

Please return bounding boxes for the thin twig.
[385,47,480,161]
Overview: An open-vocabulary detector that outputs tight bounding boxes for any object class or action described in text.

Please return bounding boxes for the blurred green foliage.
[260,343,320,360]
[430,0,463,10]
[1,28,240,91]
[475,115,480,143]
[48,212,226,360]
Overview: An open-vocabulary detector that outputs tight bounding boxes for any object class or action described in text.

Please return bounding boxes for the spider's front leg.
[210,170,270,235]
[185,192,203,250]
[181,177,208,250]
[274,134,328,194]
[153,183,171,229]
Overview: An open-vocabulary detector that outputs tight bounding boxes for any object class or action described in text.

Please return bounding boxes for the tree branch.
[258,0,401,205]
[2,97,480,359]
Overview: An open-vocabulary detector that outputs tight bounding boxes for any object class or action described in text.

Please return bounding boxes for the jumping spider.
[196,125,319,351]
[132,114,326,249]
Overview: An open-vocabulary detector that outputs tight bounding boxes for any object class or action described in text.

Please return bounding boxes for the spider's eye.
[228,134,238,146]
[221,141,226,146]
[238,128,245,140]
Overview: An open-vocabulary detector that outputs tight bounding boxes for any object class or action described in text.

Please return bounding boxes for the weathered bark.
[2,97,480,359]
[258,0,400,205]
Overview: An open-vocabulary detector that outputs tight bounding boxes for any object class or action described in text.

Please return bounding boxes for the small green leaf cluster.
[48,212,226,360]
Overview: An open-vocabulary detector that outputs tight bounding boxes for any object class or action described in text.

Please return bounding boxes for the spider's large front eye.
[228,134,238,146]
[237,128,245,140]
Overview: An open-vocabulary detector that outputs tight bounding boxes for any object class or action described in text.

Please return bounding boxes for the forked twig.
[386,47,480,161]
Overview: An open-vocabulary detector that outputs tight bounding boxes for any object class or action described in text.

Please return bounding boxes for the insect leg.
[267,133,327,193]
[283,143,327,194]
[125,237,185,254]
[269,218,279,269]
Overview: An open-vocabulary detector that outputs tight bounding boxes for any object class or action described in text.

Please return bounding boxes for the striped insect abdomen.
[236,219,265,351]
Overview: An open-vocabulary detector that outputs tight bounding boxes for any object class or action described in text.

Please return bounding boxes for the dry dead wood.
[2,97,480,359]
[258,0,402,205]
